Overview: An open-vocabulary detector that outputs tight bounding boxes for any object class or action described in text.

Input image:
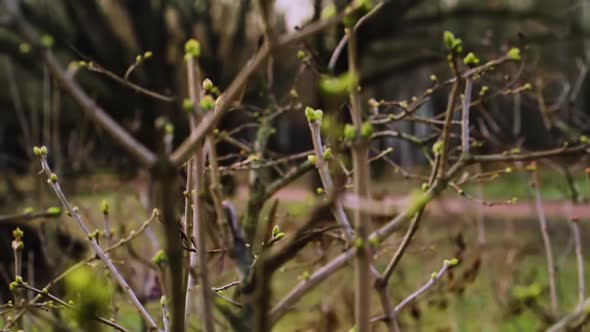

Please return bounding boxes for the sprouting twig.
[212,281,240,292]
[184,47,215,332]
[530,169,559,316]
[81,61,175,102]
[328,1,388,71]
[34,149,160,331]
[393,259,456,314]
[546,297,590,332]
[307,113,353,241]
[11,228,23,330]
[16,283,129,332]
[570,217,585,309]
[161,296,169,332]
[347,25,372,332]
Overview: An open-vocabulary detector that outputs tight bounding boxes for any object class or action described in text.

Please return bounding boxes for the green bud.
[64,266,112,330]
[202,79,214,92]
[274,232,285,241]
[49,173,58,184]
[40,35,54,48]
[305,107,323,123]
[507,48,521,61]
[152,250,168,265]
[443,31,463,54]
[504,167,512,173]
[272,225,280,237]
[9,281,18,292]
[368,236,379,248]
[463,52,480,67]
[12,228,23,240]
[432,140,443,155]
[580,135,589,144]
[184,39,201,58]
[354,0,373,12]
[23,207,33,214]
[298,271,310,281]
[297,50,306,61]
[307,154,317,165]
[511,283,542,301]
[354,238,364,249]
[360,121,373,138]
[164,123,174,135]
[479,86,489,97]
[522,83,532,91]
[160,296,167,306]
[47,206,61,217]
[33,146,42,156]
[143,51,153,59]
[320,72,357,96]
[316,187,324,194]
[443,31,454,49]
[101,200,109,215]
[429,74,437,81]
[343,124,356,140]
[18,43,31,54]
[322,148,333,160]
[431,272,437,279]
[200,95,215,112]
[40,146,48,155]
[182,98,194,112]
[445,258,459,266]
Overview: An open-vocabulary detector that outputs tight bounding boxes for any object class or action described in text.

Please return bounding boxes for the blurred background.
[1,1,590,330]
[1,0,589,180]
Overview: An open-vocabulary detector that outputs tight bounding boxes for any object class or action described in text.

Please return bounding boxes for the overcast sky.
[275,0,313,29]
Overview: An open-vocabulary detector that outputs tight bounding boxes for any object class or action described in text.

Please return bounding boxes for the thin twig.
[36,153,160,331]
[531,169,559,316]
[308,117,353,241]
[461,79,473,154]
[394,260,454,314]
[570,218,585,309]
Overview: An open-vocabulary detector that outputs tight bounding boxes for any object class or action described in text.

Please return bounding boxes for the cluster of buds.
[202,78,220,96]
[101,200,109,216]
[184,39,201,61]
[463,52,480,68]
[12,227,24,251]
[343,122,373,141]
[9,276,25,292]
[135,51,153,63]
[507,48,521,61]
[40,34,54,48]
[152,249,168,266]
[443,31,463,54]
[305,107,324,123]
[33,145,48,157]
